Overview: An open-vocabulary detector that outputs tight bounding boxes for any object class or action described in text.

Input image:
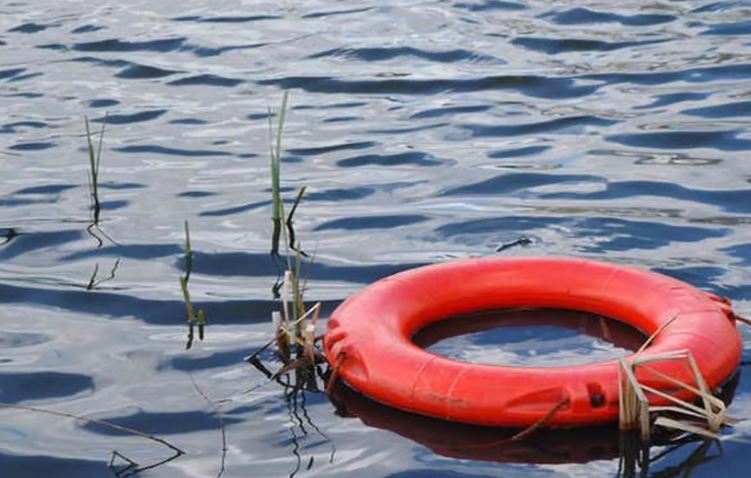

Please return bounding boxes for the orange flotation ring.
[323,257,743,428]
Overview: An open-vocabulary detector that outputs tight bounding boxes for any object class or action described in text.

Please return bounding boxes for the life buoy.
[323,257,743,427]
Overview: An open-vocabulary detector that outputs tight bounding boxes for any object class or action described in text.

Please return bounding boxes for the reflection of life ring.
[329,380,622,464]
[323,257,743,427]
[328,370,740,464]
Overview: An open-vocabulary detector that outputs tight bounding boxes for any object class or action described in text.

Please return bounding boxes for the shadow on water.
[0,229,83,259]
[0,372,94,402]
[0,453,109,478]
[0,281,344,325]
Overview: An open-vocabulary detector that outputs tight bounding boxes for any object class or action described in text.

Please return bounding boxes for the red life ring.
[323,257,743,427]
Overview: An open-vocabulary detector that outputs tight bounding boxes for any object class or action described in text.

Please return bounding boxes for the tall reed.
[84,116,105,226]
[269,91,288,257]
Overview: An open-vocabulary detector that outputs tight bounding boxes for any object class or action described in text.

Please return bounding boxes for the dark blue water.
[1,1,751,477]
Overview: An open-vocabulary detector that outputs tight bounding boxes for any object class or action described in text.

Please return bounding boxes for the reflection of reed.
[618,430,649,478]
[245,350,333,478]
[85,257,120,290]
[647,436,721,478]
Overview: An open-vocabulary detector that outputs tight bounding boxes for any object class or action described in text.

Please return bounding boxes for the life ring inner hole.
[411,308,647,368]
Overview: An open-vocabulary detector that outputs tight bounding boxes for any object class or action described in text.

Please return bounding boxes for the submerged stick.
[0,401,184,475]
[190,374,227,478]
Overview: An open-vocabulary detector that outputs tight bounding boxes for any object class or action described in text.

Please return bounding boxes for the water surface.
[1,1,751,477]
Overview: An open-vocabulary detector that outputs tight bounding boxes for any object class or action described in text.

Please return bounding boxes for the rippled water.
[2,0,751,476]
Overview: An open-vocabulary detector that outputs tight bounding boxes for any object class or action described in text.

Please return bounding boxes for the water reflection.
[330,377,739,477]
[413,308,646,367]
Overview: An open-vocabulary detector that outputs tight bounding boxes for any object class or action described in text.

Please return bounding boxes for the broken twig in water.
[495,236,532,253]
